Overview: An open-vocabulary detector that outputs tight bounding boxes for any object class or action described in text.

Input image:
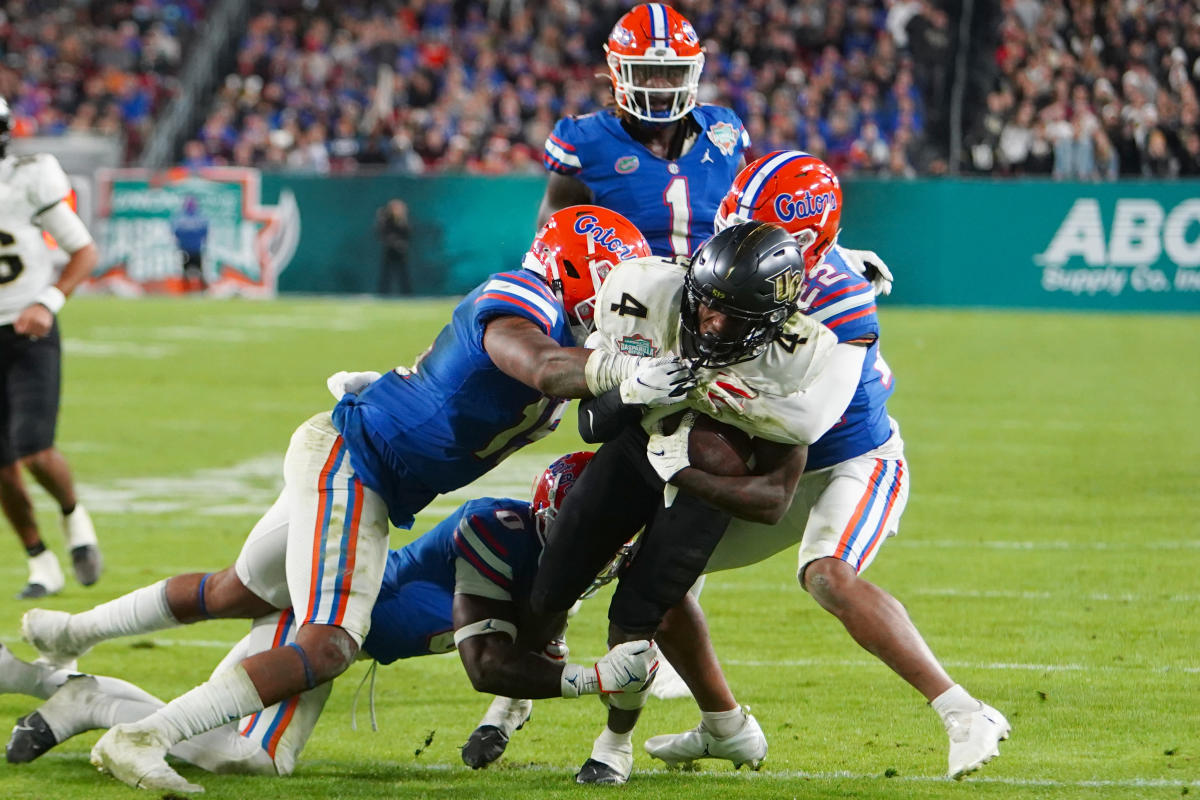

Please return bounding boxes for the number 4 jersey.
[589,255,846,446]
[0,153,72,324]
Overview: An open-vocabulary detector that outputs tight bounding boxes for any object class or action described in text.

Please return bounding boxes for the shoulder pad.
[593,257,685,358]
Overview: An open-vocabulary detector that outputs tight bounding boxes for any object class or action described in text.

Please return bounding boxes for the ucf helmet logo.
[770,267,805,304]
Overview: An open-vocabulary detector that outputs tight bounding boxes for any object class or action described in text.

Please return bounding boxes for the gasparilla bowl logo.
[618,334,658,357]
[1035,198,1200,297]
[615,155,640,174]
[706,122,739,157]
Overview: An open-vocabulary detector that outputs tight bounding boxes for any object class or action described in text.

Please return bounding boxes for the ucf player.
[0,97,102,599]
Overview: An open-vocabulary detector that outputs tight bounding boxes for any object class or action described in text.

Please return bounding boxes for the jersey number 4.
[0,230,25,284]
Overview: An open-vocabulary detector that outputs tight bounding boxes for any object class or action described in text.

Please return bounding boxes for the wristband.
[35,286,66,314]
[560,662,599,698]
[584,350,641,396]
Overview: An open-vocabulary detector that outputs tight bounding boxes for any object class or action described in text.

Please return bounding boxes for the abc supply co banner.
[847,180,1200,312]
[89,168,300,297]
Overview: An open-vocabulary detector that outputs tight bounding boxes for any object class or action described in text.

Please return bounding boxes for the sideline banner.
[88,167,300,297]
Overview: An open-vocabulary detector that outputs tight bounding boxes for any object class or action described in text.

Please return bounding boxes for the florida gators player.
[19,206,693,793]
[539,4,748,258]
[2,453,659,786]
[642,152,1011,780]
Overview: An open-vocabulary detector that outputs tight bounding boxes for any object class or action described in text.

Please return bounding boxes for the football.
[662,411,754,476]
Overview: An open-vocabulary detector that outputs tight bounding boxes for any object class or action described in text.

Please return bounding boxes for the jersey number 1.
[663,177,691,257]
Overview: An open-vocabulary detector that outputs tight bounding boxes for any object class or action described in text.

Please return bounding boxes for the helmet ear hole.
[561,258,580,280]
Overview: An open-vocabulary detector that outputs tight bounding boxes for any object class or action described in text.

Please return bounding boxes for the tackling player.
[1,453,659,787]
[19,205,693,793]
[0,97,103,599]
[539,3,748,258]
[525,220,866,783]
[643,152,1010,780]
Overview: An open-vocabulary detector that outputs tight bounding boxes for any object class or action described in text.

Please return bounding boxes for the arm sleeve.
[745,342,866,445]
[454,557,514,602]
[578,388,643,443]
[29,154,71,214]
[36,201,94,253]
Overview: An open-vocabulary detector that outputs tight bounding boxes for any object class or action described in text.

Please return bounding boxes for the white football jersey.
[0,153,71,324]
[591,256,843,445]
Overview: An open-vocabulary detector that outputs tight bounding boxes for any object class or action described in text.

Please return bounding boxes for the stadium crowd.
[965,0,1200,178]
[0,0,206,163]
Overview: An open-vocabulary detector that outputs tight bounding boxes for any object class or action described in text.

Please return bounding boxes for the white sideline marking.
[62,339,174,358]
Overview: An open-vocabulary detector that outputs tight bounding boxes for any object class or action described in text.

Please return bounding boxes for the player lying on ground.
[3,453,658,787]
[637,153,1009,781]
[16,206,694,793]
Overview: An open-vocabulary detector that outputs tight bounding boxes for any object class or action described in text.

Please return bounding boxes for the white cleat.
[648,656,694,700]
[91,723,204,793]
[21,609,89,668]
[63,504,102,586]
[946,702,1010,779]
[17,551,65,600]
[644,707,767,770]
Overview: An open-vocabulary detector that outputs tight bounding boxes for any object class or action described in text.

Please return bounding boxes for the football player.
[19,205,694,793]
[1,453,659,787]
[0,96,102,599]
[519,220,867,783]
[539,4,748,258]
[642,152,1010,780]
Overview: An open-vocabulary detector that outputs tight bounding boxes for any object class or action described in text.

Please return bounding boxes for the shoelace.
[350,659,379,732]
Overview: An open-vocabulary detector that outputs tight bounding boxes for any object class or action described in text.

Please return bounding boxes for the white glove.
[694,371,756,414]
[326,370,382,401]
[560,640,660,697]
[619,357,697,408]
[841,248,894,296]
[646,411,695,508]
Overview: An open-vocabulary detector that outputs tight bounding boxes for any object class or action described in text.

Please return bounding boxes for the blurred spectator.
[374,198,411,296]
[170,194,208,292]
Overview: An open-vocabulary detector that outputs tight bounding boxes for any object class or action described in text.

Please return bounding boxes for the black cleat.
[15,583,53,600]
[461,725,509,769]
[6,711,59,763]
[70,545,103,586]
[575,758,628,785]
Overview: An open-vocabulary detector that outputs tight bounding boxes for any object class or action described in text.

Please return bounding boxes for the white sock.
[930,684,980,721]
[479,696,529,735]
[0,649,60,698]
[62,504,98,548]
[701,706,745,739]
[591,725,633,760]
[67,579,177,650]
[135,665,264,746]
[39,676,164,742]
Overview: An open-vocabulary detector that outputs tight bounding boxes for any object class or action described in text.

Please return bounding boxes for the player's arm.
[453,592,657,699]
[535,172,593,229]
[483,316,696,401]
[669,437,807,525]
[14,199,98,338]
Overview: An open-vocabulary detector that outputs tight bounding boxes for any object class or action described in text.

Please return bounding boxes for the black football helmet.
[680,221,805,368]
[0,97,10,158]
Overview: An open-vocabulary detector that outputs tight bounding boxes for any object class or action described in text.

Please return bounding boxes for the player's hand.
[619,357,697,408]
[646,409,694,506]
[841,248,894,296]
[695,372,756,414]
[594,640,660,694]
[13,304,53,339]
[326,370,382,401]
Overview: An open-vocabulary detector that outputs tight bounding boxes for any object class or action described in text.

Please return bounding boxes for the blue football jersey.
[332,270,572,527]
[362,497,541,665]
[544,106,749,258]
[800,245,895,471]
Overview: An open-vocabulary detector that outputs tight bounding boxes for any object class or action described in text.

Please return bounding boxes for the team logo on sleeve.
[706,122,739,156]
[618,334,658,357]
[615,155,640,174]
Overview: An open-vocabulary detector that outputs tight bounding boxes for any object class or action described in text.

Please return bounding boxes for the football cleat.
[946,702,1010,779]
[644,707,767,770]
[575,757,630,785]
[91,723,204,794]
[6,710,56,764]
[21,609,89,669]
[70,545,103,587]
[8,674,104,763]
[461,698,533,769]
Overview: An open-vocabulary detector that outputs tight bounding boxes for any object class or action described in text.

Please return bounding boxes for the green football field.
[0,297,1196,800]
